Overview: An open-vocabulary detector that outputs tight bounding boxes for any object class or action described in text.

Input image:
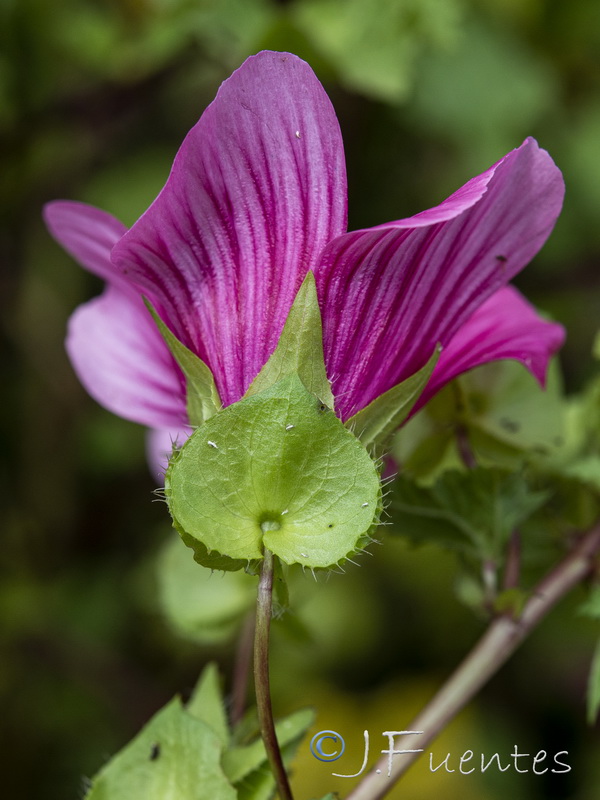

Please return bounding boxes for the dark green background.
[2,1,600,798]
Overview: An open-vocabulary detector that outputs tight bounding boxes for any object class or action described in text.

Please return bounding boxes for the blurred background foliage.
[2,0,600,798]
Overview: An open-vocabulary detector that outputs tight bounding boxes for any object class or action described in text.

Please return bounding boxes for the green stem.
[254,549,293,800]
[346,524,600,800]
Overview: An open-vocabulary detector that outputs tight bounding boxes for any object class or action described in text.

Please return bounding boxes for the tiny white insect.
[208,441,218,449]
[361,502,369,507]
[295,130,301,139]
[300,553,308,558]
[285,424,295,430]
[281,509,289,515]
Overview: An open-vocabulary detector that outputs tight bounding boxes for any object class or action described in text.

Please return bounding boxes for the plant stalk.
[346,524,600,800]
[254,549,293,800]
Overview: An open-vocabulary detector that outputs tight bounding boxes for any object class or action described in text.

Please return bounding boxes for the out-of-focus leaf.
[223,708,314,784]
[463,360,565,459]
[293,0,462,103]
[409,19,557,165]
[394,359,566,482]
[578,584,600,620]
[157,536,255,643]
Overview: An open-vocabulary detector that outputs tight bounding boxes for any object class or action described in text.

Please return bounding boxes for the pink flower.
[44,51,565,475]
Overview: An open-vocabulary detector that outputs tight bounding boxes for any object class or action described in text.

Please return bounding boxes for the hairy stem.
[346,524,600,800]
[255,549,293,800]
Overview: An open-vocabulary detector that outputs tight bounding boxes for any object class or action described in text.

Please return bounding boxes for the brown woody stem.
[346,524,600,800]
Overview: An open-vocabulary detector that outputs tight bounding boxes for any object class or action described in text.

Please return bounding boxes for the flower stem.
[254,548,293,800]
[346,524,600,800]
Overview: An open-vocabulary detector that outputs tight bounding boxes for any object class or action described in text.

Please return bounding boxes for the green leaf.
[561,455,600,492]
[462,359,565,459]
[85,698,235,800]
[245,272,334,408]
[390,468,548,560]
[156,536,255,642]
[346,346,440,453]
[186,664,230,746]
[587,638,600,725]
[294,0,461,103]
[393,359,566,482]
[223,708,314,783]
[166,374,381,569]
[145,300,221,427]
[578,584,600,620]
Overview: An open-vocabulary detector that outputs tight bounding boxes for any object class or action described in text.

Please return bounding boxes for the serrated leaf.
[390,468,548,560]
[166,374,381,569]
[223,708,314,783]
[186,663,230,746]
[145,299,221,427]
[245,272,334,408]
[346,346,440,453]
[84,698,235,800]
[587,638,600,725]
[157,537,255,641]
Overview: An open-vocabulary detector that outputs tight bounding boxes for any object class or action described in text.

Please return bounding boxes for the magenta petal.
[43,201,128,286]
[112,51,347,407]
[415,286,565,411]
[146,426,192,482]
[67,284,187,429]
[317,138,565,420]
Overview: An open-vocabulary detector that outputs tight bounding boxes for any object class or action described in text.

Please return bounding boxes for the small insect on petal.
[150,743,161,761]
[295,130,301,139]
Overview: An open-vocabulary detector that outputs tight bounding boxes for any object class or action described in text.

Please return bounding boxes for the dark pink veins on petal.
[111,51,347,407]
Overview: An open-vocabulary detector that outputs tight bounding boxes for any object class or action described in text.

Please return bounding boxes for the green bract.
[165,373,381,569]
[145,300,221,427]
[346,345,440,454]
